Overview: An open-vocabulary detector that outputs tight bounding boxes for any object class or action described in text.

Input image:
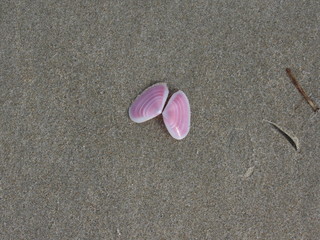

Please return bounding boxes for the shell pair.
[129,83,191,140]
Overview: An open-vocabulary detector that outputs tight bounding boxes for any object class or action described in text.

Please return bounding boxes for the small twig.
[286,68,319,112]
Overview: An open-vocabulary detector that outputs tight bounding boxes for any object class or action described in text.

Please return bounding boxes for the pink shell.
[129,83,169,123]
[162,90,191,140]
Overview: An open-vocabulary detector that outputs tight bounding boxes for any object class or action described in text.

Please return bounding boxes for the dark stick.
[286,68,319,112]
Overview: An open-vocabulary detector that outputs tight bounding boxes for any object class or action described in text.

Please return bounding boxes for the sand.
[1,1,320,239]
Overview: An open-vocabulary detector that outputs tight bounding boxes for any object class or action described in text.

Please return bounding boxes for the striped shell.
[162,90,190,140]
[129,83,169,123]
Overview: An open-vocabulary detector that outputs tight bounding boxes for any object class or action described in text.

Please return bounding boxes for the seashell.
[129,83,169,123]
[162,90,190,140]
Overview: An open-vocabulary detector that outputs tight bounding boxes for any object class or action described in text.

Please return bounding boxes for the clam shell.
[162,90,190,140]
[129,83,169,123]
